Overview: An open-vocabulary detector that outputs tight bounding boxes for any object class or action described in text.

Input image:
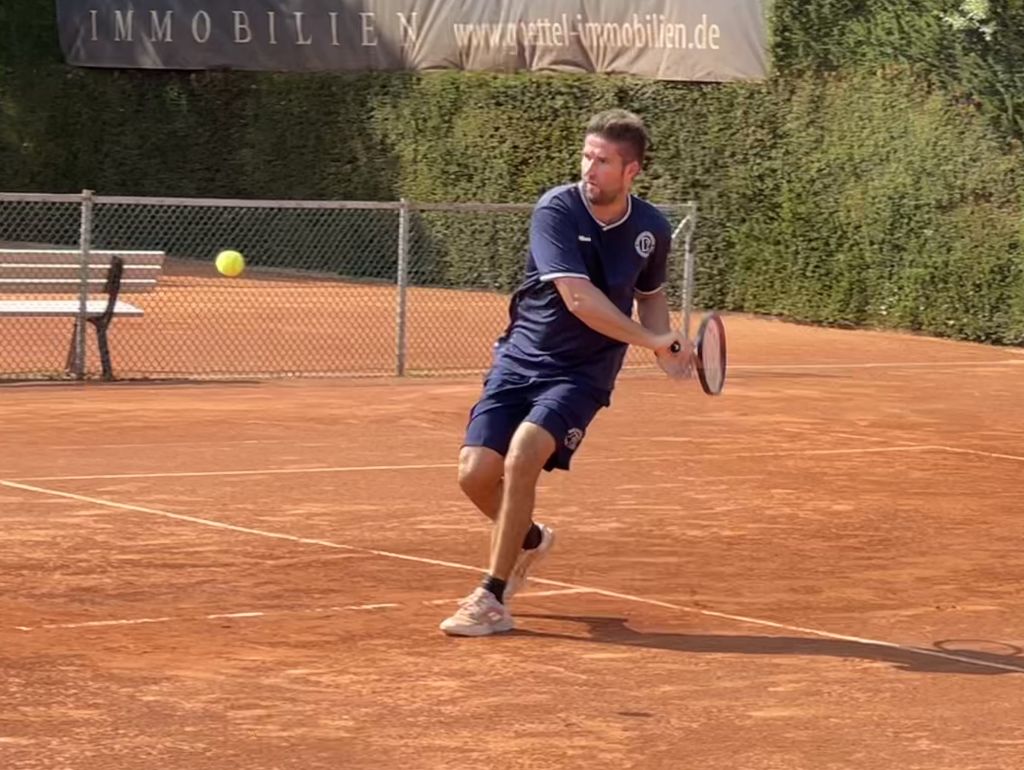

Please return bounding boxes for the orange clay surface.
[2,316,1024,769]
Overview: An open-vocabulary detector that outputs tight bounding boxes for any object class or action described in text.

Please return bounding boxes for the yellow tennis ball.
[215,249,245,277]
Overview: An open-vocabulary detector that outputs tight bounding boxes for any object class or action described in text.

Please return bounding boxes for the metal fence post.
[74,189,94,379]
[395,198,410,376]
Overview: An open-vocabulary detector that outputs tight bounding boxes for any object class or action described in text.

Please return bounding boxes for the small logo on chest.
[635,231,656,258]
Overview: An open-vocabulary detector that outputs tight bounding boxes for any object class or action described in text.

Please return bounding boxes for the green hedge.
[772,0,1024,143]
[1,2,1023,344]
[0,68,405,199]
[721,70,1024,343]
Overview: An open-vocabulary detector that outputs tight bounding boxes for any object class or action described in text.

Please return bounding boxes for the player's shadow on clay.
[512,614,1023,676]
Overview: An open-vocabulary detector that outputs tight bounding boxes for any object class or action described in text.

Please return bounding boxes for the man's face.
[580,134,639,206]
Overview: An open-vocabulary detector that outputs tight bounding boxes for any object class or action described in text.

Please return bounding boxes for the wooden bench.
[0,249,166,379]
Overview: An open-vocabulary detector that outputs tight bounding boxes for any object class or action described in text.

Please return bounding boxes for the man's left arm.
[635,222,691,376]
[635,288,670,333]
[636,289,692,378]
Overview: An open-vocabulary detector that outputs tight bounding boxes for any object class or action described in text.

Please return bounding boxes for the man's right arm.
[531,199,681,354]
[553,277,681,354]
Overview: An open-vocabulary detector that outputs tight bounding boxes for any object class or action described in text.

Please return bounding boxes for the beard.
[583,182,620,206]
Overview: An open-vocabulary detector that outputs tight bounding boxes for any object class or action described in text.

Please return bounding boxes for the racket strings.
[696,315,727,395]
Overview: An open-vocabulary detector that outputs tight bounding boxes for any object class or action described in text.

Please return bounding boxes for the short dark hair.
[585,109,650,166]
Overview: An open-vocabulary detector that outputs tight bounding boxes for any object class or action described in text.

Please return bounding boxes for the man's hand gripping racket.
[666,314,727,395]
[662,210,728,396]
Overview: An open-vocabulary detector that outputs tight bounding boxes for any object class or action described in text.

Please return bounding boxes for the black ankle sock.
[481,575,507,604]
[521,523,542,551]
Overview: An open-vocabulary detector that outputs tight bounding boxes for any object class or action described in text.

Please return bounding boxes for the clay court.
[3,313,1023,769]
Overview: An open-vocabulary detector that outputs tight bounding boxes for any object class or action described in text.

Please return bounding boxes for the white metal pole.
[395,199,410,377]
[75,189,94,379]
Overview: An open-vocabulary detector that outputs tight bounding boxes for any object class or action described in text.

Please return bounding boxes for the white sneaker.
[505,523,555,603]
[439,587,514,637]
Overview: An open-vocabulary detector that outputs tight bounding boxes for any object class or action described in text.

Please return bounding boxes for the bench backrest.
[0,249,166,294]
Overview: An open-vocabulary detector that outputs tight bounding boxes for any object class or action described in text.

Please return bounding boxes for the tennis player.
[441,109,690,636]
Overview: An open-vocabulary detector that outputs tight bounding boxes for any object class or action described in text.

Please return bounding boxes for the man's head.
[580,109,650,206]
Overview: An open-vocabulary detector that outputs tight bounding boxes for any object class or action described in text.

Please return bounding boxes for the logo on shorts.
[635,231,656,258]
[564,428,584,450]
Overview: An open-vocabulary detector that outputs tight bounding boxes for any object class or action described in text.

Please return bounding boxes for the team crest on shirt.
[635,231,656,258]
[565,428,584,450]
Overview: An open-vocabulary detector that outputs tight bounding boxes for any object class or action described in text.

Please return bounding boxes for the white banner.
[56,0,769,82]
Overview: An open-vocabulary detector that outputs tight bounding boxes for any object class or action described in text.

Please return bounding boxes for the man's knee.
[458,446,503,495]
[504,423,556,480]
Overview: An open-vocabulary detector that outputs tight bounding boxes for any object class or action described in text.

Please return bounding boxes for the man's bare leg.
[439,423,555,636]
[457,445,503,521]
[487,422,555,583]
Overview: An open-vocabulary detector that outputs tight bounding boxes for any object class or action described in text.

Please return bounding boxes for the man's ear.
[625,159,642,184]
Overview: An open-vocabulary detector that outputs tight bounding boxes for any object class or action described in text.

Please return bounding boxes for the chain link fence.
[0,192,696,381]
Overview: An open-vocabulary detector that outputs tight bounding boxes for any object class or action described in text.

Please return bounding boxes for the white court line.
[423,588,592,606]
[16,443,1018,485]
[0,480,481,572]
[779,427,925,447]
[10,445,938,482]
[9,358,1020,454]
[782,430,1024,459]
[10,462,456,482]
[15,592,587,631]
[691,446,936,459]
[14,616,176,631]
[728,359,1024,371]
[2,479,1021,675]
[14,603,403,632]
[49,439,345,451]
[932,446,1024,463]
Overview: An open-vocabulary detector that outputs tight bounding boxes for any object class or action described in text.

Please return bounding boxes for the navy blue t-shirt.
[492,182,672,398]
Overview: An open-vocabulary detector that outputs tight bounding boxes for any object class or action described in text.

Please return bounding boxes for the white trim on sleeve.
[634,283,667,296]
[540,272,591,282]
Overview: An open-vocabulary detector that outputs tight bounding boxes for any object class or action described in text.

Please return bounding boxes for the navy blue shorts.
[463,374,607,471]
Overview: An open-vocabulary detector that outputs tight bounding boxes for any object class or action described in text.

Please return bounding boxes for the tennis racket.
[666,207,727,396]
[669,312,727,395]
